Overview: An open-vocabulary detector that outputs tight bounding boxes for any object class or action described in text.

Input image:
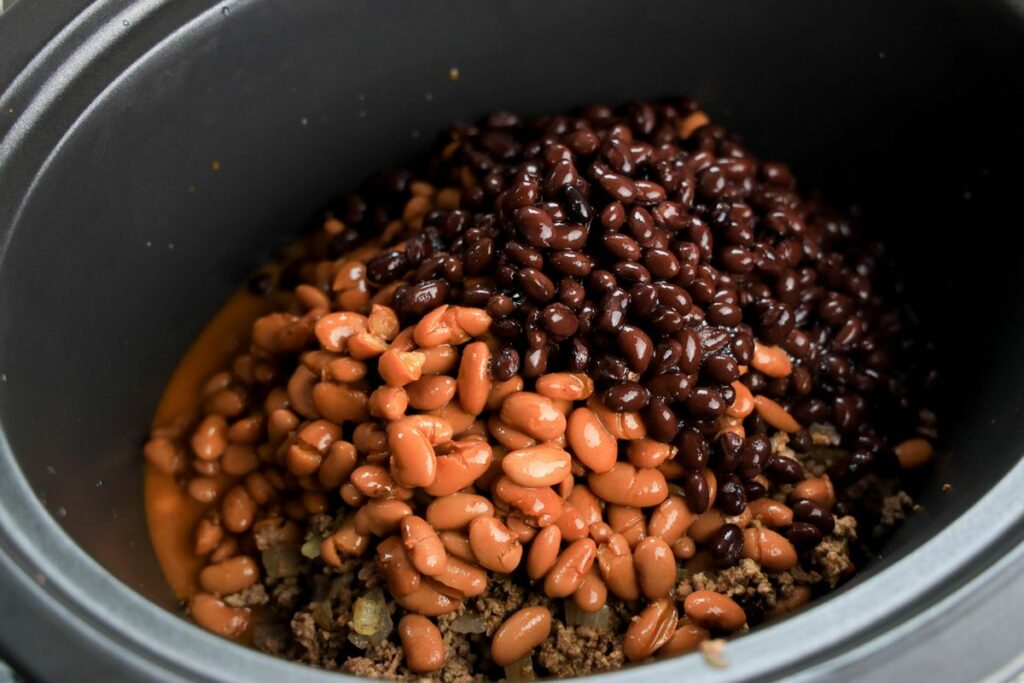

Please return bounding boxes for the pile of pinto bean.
[145,99,934,675]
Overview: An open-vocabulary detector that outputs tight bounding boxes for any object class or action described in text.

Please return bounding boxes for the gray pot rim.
[1,1,1022,681]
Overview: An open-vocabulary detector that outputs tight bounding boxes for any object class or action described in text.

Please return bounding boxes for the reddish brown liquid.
[145,288,271,598]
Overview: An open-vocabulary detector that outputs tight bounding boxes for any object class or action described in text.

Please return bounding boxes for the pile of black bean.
[326,99,929,513]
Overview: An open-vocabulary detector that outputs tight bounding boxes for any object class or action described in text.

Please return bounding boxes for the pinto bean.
[566,407,618,474]
[493,476,564,527]
[398,615,446,674]
[402,515,448,576]
[588,462,668,507]
[468,516,523,573]
[683,590,746,631]
[426,493,495,530]
[624,598,678,662]
[491,606,552,667]
[543,538,597,597]
[526,524,563,580]
[388,415,453,488]
[501,443,573,487]
[457,341,491,415]
[190,593,250,639]
[500,392,567,441]
[424,437,493,496]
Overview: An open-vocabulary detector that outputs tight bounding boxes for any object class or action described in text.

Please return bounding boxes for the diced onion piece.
[262,545,302,578]
[565,602,611,629]
[504,655,537,682]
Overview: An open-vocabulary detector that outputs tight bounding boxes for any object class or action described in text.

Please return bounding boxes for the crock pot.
[1,0,1023,680]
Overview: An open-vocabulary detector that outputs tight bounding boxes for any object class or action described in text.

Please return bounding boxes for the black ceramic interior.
[1,0,1023,681]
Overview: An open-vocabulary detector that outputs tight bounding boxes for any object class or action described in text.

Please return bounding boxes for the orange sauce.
[145,287,271,599]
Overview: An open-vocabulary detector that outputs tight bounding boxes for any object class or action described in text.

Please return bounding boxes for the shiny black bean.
[710,524,744,567]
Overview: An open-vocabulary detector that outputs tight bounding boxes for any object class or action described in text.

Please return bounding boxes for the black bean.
[738,434,771,479]
[792,499,836,534]
[492,346,520,381]
[487,295,515,318]
[598,288,630,331]
[717,477,747,515]
[542,303,579,337]
[643,398,679,442]
[519,268,556,302]
[522,345,548,378]
[397,279,449,315]
[677,430,709,470]
[763,454,805,483]
[604,382,650,412]
[786,522,823,548]
[548,250,594,278]
[366,250,408,284]
[684,469,710,514]
[617,325,654,373]
[685,386,725,417]
[704,355,740,384]
[710,524,745,567]
[715,432,744,472]
[563,185,593,224]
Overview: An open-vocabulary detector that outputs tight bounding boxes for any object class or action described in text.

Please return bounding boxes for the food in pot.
[144,98,936,679]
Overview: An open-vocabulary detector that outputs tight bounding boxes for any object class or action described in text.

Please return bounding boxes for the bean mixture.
[144,99,936,679]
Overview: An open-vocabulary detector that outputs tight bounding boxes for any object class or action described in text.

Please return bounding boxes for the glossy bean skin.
[566,407,618,473]
[658,618,710,657]
[624,598,678,662]
[401,515,448,576]
[190,593,250,639]
[607,505,647,548]
[536,373,594,401]
[572,567,608,613]
[314,311,367,352]
[648,495,695,544]
[468,516,523,573]
[751,342,792,377]
[566,485,603,526]
[491,606,553,667]
[544,538,597,598]
[501,443,573,487]
[500,392,567,441]
[683,590,747,631]
[425,437,494,496]
[634,536,676,599]
[493,476,564,527]
[587,396,646,440]
[388,415,452,488]
[395,577,462,616]
[487,376,525,411]
[792,476,835,508]
[426,493,494,530]
[597,534,641,601]
[378,535,422,597]
[221,486,257,533]
[742,527,798,571]
[748,498,794,527]
[199,556,259,596]
[754,395,801,433]
[439,531,478,563]
[488,416,537,451]
[627,439,673,469]
[434,556,487,597]
[355,499,414,536]
[588,462,668,507]
[458,341,492,415]
[398,615,446,674]
[526,524,562,580]
[405,376,457,411]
